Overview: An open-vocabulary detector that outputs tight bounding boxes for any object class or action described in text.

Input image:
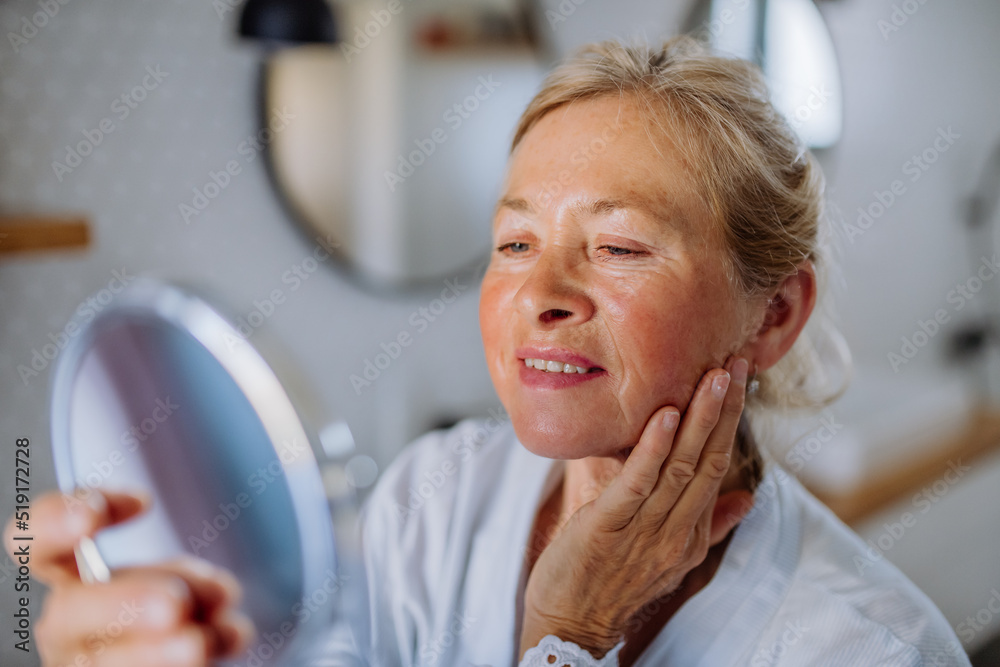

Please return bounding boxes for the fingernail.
[144,592,178,629]
[661,410,679,430]
[217,569,243,606]
[217,611,255,656]
[179,554,217,579]
[84,489,108,516]
[163,634,200,663]
[128,488,153,510]
[66,490,105,535]
[732,358,749,385]
[712,372,731,399]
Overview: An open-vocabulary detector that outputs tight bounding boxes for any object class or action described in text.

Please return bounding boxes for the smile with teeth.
[524,358,593,374]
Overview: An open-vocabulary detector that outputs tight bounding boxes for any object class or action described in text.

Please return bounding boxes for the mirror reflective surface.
[685,0,843,149]
[50,279,352,665]
[262,0,546,291]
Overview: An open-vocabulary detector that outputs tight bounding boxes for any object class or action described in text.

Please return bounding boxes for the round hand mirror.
[49,278,364,665]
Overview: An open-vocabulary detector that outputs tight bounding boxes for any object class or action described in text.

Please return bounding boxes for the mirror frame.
[49,278,350,662]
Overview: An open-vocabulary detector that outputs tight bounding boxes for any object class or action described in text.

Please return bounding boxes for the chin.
[510,410,627,460]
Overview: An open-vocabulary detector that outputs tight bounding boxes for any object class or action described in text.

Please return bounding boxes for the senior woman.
[5,37,969,666]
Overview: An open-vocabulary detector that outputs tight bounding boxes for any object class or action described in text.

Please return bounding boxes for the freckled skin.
[479,95,752,460]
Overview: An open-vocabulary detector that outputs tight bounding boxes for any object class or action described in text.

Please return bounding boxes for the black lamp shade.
[239,0,337,44]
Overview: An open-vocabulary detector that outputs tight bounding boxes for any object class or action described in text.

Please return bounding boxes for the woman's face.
[479,94,753,460]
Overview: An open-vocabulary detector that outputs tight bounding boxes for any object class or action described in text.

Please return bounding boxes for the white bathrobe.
[307,417,970,666]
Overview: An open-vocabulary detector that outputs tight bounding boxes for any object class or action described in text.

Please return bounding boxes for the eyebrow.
[495,195,684,231]
[497,196,656,217]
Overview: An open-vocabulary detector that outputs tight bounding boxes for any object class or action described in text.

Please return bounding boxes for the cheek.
[606,278,731,413]
[479,273,515,372]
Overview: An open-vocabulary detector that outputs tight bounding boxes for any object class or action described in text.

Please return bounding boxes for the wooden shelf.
[810,408,1000,525]
[0,216,90,255]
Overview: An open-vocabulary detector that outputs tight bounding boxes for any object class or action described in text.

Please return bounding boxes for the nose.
[513,247,595,327]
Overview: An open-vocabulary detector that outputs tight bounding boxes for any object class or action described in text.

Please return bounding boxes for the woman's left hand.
[519,356,755,659]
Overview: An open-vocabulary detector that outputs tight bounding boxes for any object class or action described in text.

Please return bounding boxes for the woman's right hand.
[3,489,255,667]
[518,357,754,658]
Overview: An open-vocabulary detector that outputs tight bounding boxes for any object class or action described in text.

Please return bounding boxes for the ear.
[741,261,817,373]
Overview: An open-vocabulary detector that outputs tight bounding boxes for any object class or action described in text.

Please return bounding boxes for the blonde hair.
[509,36,851,486]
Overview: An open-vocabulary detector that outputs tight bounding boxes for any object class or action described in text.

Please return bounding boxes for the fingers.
[85,627,213,667]
[642,363,733,515]
[45,557,242,643]
[41,571,195,653]
[42,624,214,667]
[4,489,151,586]
[593,406,680,531]
[38,559,253,665]
[592,356,749,533]
[119,557,252,656]
[93,621,254,667]
[669,357,749,531]
[11,489,256,666]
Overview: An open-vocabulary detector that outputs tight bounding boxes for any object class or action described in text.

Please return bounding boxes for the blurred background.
[1,0,999,664]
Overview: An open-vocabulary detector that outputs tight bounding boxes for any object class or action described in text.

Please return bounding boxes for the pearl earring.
[747,364,760,395]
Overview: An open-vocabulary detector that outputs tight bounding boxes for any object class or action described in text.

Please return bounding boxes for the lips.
[515,346,607,390]
[514,346,604,372]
